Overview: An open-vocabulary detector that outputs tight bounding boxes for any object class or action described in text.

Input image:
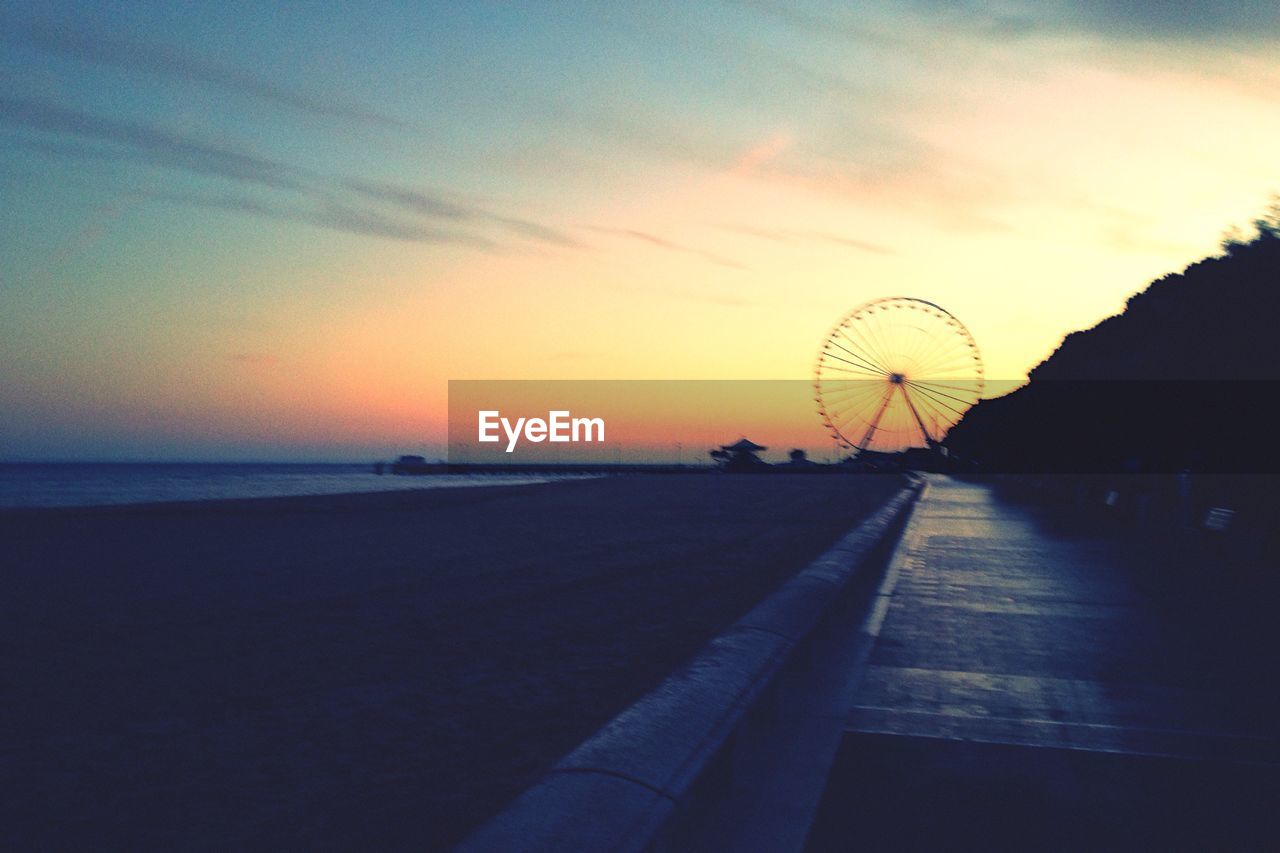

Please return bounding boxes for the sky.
[1,1,1278,461]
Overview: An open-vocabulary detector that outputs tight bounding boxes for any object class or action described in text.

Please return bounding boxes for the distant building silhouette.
[390,455,430,474]
[787,448,816,467]
[710,438,768,471]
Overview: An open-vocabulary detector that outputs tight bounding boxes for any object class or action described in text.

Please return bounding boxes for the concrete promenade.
[805,476,1279,851]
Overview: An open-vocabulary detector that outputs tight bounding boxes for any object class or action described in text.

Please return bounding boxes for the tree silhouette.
[946,198,1280,473]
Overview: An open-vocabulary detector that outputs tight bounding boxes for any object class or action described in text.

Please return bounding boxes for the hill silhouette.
[945,203,1280,473]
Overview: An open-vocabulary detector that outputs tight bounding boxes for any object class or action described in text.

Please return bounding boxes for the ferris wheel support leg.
[899,384,935,449]
[856,386,895,453]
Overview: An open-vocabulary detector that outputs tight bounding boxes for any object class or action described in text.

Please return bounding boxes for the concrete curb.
[457,478,924,853]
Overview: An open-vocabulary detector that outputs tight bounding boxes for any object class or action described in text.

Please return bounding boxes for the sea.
[0,463,561,509]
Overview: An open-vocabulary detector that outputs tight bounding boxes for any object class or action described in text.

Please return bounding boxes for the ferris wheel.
[814,297,984,454]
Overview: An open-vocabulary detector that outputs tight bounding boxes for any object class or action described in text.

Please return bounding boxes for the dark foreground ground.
[0,474,901,850]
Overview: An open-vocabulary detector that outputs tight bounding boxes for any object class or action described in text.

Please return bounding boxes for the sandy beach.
[1,473,901,849]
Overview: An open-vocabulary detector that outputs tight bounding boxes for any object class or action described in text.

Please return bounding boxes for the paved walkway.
[805,476,1279,851]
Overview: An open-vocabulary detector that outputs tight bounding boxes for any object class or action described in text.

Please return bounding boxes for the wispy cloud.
[133,189,497,248]
[1,96,575,249]
[346,178,583,247]
[342,178,473,221]
[487,214,583,249]
[0,96,303,189]
[737,0,1280,44]
[3,18,409,129]
[586,226,748,269]
[909,0,1280,41]
[723,224,895,255]
[725,0,906,47]
[732,132,793,176]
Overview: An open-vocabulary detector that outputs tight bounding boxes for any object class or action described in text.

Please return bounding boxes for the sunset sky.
[2,2,1278,460]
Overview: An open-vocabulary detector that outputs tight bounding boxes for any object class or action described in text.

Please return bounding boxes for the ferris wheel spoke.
[905,386,957,433]
[906,381,977,400]
[866,310,902,371]
[924,312,981,374]
[826,402,884,426]
[829,404,887,430]
[915,355,981,376]
[855,309,895,372]
[913,324,972,370]
[895,329,922,373]
[819,377,878,389]
[896,379,936,440]
[832,409,869,435]
[821,383,888,405]
[907,334,939,376]
[821,353,875,374]
[822,376,884,389]
[913,346,963,378]
[821,351,887,377]
[903,379,978,408]
[908,378,984,394]
[832,384,889,420]
[904,379,970,413]
[903,316,942,369]
[836,327,893,375]
[833,410,874,443]
[826,338,890,375]
[819,362,884,379]
[912,334,968,376]
[903,381,969,418]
